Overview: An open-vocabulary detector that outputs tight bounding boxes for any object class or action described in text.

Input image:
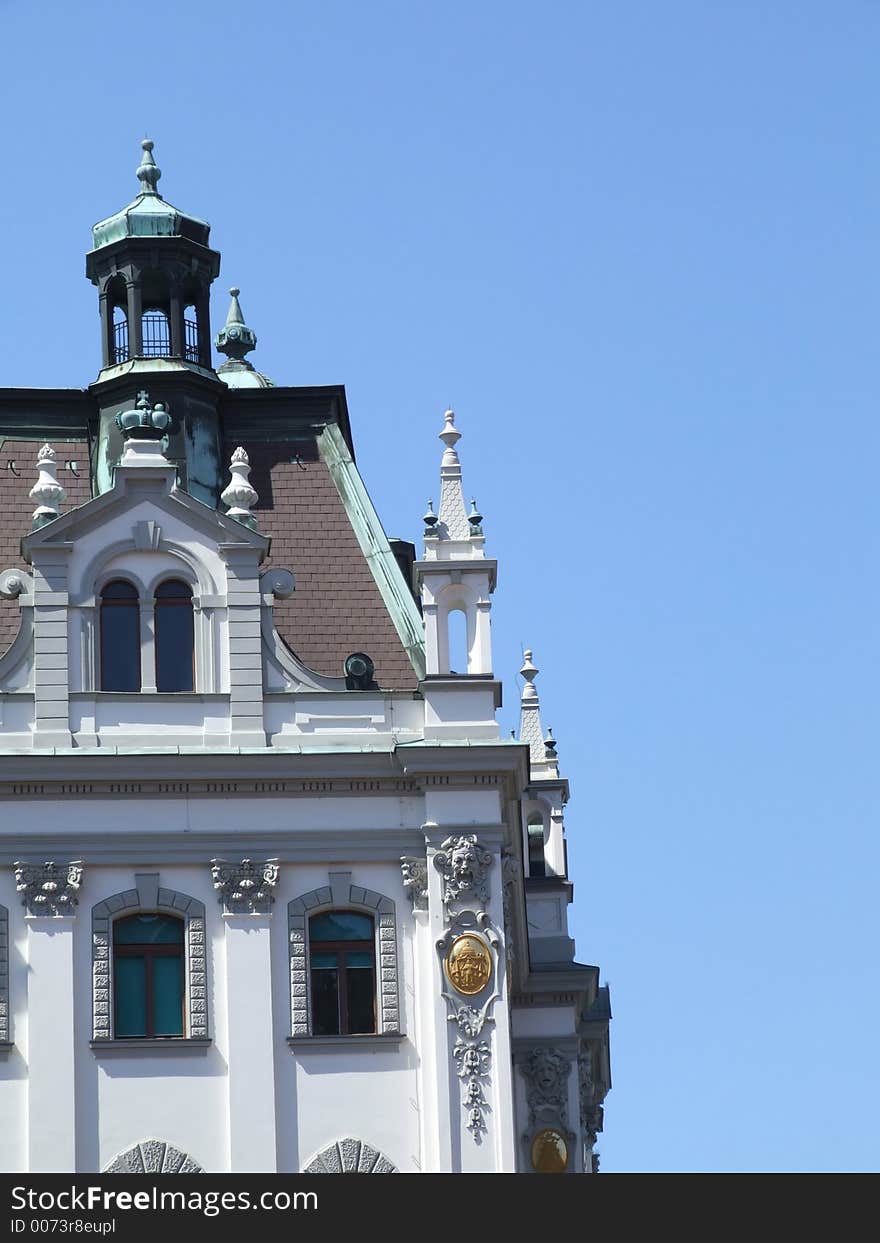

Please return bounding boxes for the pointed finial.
[29,444,66,529]
[221,446,259,528]
[520,648,538,699]
[468,497,483,534]
[439,408,461,465]
[216,286,258,370]
[136,138,161,195]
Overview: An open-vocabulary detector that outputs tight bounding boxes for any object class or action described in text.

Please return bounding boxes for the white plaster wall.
[0,871,26,1172]
[75,864,227,1174]
[274,861,420,1174]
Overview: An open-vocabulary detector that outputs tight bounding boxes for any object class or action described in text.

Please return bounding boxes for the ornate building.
[0,141,610,1174]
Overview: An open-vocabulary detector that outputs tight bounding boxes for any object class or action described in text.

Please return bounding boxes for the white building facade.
[0,141,610,1175]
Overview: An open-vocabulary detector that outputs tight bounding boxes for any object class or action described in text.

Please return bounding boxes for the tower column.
[126,279,143,357]
[169,287,183,358]
[196,288,211,367]
[98,290,111,368]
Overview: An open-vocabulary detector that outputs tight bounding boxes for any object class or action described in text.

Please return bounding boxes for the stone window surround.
[0,903,9,1050]
[288,872,401,1040]
[91,873,208,1047]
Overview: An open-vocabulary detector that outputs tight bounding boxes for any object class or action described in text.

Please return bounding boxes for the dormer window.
[100,579,141,691]
[155,580,194,692]
[98,577,195,693]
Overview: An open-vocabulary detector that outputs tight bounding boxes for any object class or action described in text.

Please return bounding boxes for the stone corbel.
[211,858,279,915]
[15,860,83,916]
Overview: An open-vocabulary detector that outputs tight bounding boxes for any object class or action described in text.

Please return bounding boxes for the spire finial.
[439,408,461,465]
[216,286,258,371]
[518,648,557,771]
[221,446,259,528]
[29,444,66,529]
[136,138,161,196]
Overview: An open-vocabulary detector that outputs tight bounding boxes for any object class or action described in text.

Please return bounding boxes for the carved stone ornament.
[103,1140,203,1175]
[501,847,520,983]
[444,933,492,996]
[303,1138,398,1175]
[453,1038,492,1138]
[522,1046,573,1131]
[433,834,493,917]
[211,858,279,915]
[400,856,428,912]
[15,861,83,916]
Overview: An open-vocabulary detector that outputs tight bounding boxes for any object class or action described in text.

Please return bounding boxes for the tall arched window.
[527,815,547,877]
[100,579,140,691]
[309,911,376,1036]
[155,579,194,692]
[113,913,185,1038]
[141,308,170,357]
[183,303,199,363]
[447,608,468,674]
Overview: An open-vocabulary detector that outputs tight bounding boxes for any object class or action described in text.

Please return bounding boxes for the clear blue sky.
[1,1,877,1172]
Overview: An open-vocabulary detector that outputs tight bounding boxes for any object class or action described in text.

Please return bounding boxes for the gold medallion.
[444,934,492,996]
[530,1129,568,1173]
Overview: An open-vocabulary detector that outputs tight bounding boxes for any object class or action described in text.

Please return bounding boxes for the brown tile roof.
[0,441,92,656]
[1,436,419,690]
[224,437,417,688]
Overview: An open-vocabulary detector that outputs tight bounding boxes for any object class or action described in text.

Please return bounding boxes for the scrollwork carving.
[15,860,83,916]
[400,856,428,912]
[453,1038,492,1137]
[211,858,279,915]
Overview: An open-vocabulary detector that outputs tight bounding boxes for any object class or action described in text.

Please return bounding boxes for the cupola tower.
[86,140,226,506]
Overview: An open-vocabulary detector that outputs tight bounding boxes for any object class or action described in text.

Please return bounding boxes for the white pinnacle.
[29,444,66,528]
[221,446,259,526]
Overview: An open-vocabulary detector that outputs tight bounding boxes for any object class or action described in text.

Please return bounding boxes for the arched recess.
[288,873,400,1037]
[303,1138,397,1174]
[435,581,479,675]
[91,875,208,1041]
[103,1139,204,1174]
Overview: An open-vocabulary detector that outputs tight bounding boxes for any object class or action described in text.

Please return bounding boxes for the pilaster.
[26,916,77,1171]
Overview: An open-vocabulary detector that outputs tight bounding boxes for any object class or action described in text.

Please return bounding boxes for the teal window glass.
[309,910,376,1036]
[113,914,185,1038]
[114,956,147,1037]
[309,911,373,942]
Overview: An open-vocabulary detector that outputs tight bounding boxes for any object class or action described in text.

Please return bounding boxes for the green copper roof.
[90,139,211,250]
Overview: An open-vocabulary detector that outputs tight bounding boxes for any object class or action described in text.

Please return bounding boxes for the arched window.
[527,815,547,877]
[447,608,468,674]
[141,308,170,357]
[100,580,140,692]
[309,911,376,1036]
[183,303,199,363]
[112,305,129,364]
[154,579,194,692]
[113,913,185,1038]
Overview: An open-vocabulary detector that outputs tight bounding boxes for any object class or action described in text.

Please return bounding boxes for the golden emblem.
[444,934,491,996]
[530,1129,569,1173]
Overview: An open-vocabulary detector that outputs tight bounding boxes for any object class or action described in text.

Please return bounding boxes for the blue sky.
[1,1,877,1172]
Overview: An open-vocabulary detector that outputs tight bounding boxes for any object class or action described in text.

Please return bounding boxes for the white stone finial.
[221,446,259,527]
[439,408,461,465]
[29,444,66,529]
[520,649,538,699]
